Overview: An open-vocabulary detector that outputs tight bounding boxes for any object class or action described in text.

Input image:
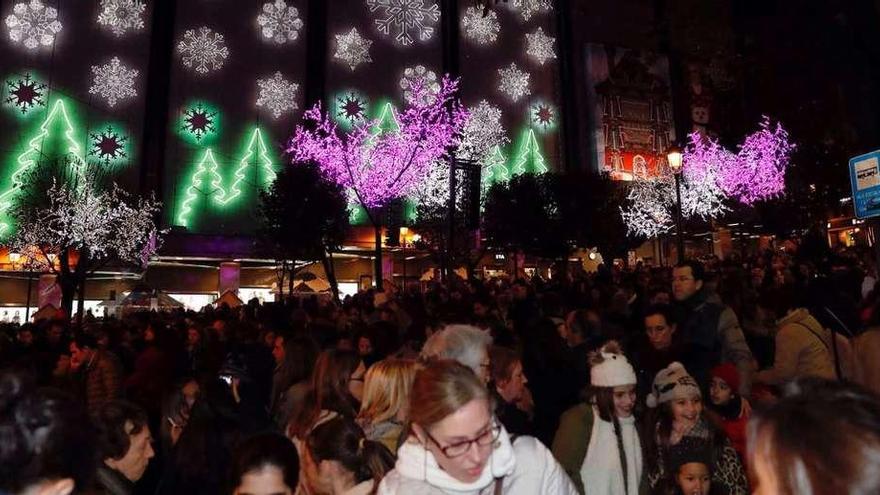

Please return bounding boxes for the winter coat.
[551,403,643,495]
[82,350,122,415]
[854,328,880,396]
[87,465,134,495]
[709,396,749,461]
[754,309,836,385]
[378,427,577,495]
[644,417,748,495]
[677,290,754,395]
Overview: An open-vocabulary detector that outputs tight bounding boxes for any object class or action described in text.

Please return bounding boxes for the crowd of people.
[3,248,880,495]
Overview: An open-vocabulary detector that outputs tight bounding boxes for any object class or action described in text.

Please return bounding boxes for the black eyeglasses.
[423,420,502,458]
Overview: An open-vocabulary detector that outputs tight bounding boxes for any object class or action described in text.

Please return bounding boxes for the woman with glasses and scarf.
[377,360,576,494]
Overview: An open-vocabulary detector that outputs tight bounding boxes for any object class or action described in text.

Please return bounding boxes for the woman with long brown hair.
[552,342,642,495]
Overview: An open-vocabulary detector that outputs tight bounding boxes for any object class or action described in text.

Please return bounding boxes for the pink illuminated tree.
[287,76,468,289]
[720,116,794,204]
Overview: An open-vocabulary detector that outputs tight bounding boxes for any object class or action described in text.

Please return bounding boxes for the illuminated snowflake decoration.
[89,126,128,165]
[620,176,674,238]
[400,65,440,105]
[508,0,551,21]
[97,0,146,37]
[89,57,138,107]
[530,100,555,131]
[525,27,556,66]
[256,71,299,119]
[334,91,368,127]
[458,100,508,164]
[5,0,63,50]
[333,27,372,71]
[181,103,217,141]
[177,26,229,74]
[365,0,440,46]
[4,72,46,114]
[256,0,303,45]
[497,63,530,102]
[461,6,499,46]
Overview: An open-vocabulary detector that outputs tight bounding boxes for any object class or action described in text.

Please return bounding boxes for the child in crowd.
[552,341,642,495]
[707,363,750,459]
[656,441,722,495]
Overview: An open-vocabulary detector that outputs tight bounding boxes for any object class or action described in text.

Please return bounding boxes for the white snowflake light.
[365,0,440,46]
[497,63,531,102]
[399,65,440,105]
[256,0,303,45]
[256,71,298,119]
[5,0,62,50]
[89,56,138,107]
[461,6,499,46]
[458,100,508,164]
[334,28,372,71]
[97,0,145,37]
[526,27,556,66]
[508,0,552,21]
[177,26,229,74]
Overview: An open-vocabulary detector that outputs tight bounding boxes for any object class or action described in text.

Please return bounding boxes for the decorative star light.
[720,117,794,204]
[334,90,369,127]
[97,0,146,37]
[333,27,373,71]
[256,71,299,119]
[509,0,551,21]
[619,175,674,238]
[530,100,555,130]
[526,27,556,66]
[256,0,303,45]
[181,102,217,141]
[89,57,138,107]
[458,100,508,164]
[461,6,499,46]
[365,0,440,46]
[288,76,469,209]
[497,63,530,102]
[400,65,441,106]
[5,0,62,50]
[177,26,229,74]
[4,72,46,114]
[89,126,128,165]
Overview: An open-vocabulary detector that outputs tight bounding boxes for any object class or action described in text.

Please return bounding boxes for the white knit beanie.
[590,347,637,388]
[646,362,701,408]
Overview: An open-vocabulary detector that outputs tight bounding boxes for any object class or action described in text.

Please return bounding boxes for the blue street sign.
[849,150,880,219]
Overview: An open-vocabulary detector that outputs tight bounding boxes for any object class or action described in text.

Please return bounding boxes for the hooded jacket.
[755,308,836,385]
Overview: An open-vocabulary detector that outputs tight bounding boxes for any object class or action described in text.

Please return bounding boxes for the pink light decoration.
[287,76,468,209]
[681,131,734,219]
[720,116,794,205]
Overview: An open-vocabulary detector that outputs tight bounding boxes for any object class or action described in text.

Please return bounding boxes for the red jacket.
[719,410,748,460]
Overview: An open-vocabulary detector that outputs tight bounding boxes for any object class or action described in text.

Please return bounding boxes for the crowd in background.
[4,246,880,495]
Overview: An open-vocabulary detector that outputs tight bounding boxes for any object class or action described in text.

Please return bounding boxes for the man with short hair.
[673,260,755,394]
[70,334,122,415]
[92,400,155,495]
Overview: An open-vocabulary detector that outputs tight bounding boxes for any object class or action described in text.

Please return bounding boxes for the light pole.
[667,145,685,263]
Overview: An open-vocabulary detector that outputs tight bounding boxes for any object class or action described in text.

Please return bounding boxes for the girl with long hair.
[552,342,642,495]
[356,358,417,454]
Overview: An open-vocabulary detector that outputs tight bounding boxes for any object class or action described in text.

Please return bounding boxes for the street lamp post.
[667,145,685,263]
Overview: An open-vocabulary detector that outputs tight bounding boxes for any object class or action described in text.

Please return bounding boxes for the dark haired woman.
[552,342,642,495]
[230,432,299,495]
[304,416,394,495]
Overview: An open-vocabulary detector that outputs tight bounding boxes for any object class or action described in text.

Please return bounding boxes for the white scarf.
[580,409,642,495]
[394,425,517,494]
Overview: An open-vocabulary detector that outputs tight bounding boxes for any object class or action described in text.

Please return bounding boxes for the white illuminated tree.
[5,165,163,319]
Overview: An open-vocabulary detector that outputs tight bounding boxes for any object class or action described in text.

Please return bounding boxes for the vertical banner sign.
[849,150,880,219]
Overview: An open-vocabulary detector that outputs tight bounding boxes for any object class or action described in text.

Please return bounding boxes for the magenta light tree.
[287,76,468,289]
[720,116,794,204]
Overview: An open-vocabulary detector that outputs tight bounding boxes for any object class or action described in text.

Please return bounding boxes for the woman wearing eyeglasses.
[377,359,576,494]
